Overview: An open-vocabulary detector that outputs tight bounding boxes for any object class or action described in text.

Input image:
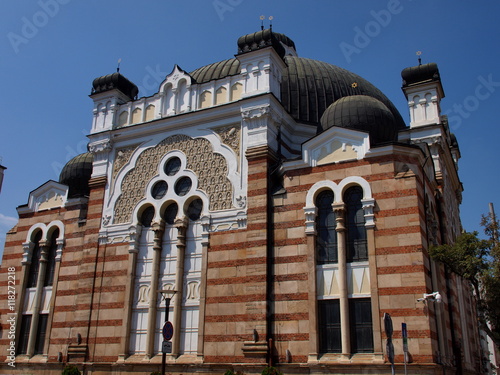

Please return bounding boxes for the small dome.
[319,95,398,145]
[237,29,295,59]
[401,62,440,87]
[91,72,138,101]
[59,153,94,198]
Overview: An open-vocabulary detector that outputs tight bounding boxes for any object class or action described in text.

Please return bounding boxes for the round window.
[151,180,168,199]
[164,157,181,176]
[175,177,192,196]
[187,198,203,221]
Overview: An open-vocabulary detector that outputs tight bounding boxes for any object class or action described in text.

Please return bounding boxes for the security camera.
[417,292,442,303]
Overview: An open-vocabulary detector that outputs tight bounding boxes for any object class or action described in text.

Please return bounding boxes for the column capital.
[304,206,317,235]
[362,198,376,228]
[333,203,346,232]
[22,242,34,265]
[128,225,142,253]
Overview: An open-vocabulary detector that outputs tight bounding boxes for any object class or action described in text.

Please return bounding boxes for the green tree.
[429,213,500,349]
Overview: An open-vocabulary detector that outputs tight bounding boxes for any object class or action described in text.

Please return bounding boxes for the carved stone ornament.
[113,145,137,180]
[114,134,233,224]
[241,104,270,121]
[102,215,112,226]
[236,195,247,208]
[89,139,113,154]
[214,125,241,157]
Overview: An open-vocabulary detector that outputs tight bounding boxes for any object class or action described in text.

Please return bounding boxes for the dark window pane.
[140,206,155,227]
[318,299,341,353]
[17,315,32,355]
[315,190,337,264]
[27,231,43,288]
[344,186,368,262]
[164,157,181,176]
[174,177,192,196]
[187,198,203,221]
[162,202,178,225]
[44,229,59,287]
[350,298,374,353]
[35,314,48,355]
[151,180,168,199]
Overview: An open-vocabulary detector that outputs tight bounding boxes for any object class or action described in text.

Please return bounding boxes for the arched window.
[140,206,155,228]
[44,228,59,287]
[27,230,43,288]
[315,190,337,264]
[344,186,367,262]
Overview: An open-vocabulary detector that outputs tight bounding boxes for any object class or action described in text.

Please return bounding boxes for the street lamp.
[158,289,176,375]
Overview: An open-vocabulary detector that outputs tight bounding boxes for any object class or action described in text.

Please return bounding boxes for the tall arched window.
[344,186,367,262]
[44,229,59,287]
[27,230,43,288]
[315,190,337,264]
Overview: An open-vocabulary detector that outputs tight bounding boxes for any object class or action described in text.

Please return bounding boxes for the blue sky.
[0,0,499,258]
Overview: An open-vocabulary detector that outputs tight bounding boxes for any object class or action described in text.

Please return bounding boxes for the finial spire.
[260,15,265,31]
[416,51,422,66]
[269,16,273,30]
[117,58,122,73]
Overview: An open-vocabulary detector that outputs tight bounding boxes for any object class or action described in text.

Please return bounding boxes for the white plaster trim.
[25,181,69,213]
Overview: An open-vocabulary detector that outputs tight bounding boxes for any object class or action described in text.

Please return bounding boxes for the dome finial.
[269,16,273,31]
[260,15,265,31]
[416,51,422,66]
[117,58,122,73]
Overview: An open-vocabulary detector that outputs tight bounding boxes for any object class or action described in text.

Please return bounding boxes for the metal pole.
[161,297,171,375]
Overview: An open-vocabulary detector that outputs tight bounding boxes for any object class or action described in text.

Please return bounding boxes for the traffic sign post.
[162,321,174,341]
[162,340,172,354]
[384,313,395,375]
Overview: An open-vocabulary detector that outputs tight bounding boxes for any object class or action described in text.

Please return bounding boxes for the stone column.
[363,198,382,355]
[26,241,49,357]
[43,238,64,358]
[118,225,142,361]
[172,217,188,357]
[196,216,210,361]
[145,221,165,358]
[304,207,319,362]
[333,203,350,360]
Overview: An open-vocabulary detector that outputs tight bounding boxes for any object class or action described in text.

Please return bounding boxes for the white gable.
[25,180,69,213]
[294,126,370,168]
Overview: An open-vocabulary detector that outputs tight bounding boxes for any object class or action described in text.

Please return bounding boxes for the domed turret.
[319,95,399,145]
[91,72,138,101]
[59,153,94,198]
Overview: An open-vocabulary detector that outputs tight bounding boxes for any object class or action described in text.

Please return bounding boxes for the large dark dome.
[59,153,94,198]
[190,55,405,129]
[320,95,398,145]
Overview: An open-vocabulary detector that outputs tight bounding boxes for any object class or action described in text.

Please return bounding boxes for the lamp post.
[159,289,176,375]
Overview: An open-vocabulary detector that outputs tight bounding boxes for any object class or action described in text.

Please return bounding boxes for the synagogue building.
[0,29,483,374]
